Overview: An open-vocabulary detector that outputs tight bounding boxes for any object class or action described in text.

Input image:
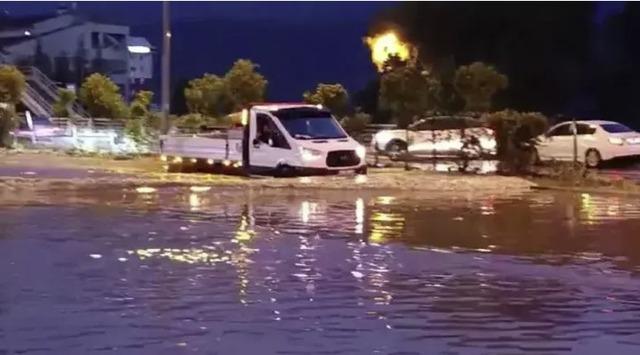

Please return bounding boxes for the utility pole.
[572,117,578,168]
[161,1,171,133]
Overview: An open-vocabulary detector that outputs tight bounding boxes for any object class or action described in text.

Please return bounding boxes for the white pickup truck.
[159,103,368,176]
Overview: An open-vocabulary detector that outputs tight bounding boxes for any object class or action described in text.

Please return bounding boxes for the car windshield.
[272,108,347,140]
[601,123,634,133]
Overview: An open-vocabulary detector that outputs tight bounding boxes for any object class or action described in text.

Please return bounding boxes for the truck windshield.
[273,108,347,140]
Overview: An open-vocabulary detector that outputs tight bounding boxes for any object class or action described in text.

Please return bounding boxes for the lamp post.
[161,1,171,133]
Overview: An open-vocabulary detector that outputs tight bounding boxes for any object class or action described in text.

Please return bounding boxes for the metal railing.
[19,66,90,118]
[21,84,53,117]
[50,117,125,129]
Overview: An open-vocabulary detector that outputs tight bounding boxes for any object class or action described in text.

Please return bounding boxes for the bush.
[340,110,371,135]
[481,110,549,174]
[52,89,76,118]
[0,65,26,147]
[78,73,128,118]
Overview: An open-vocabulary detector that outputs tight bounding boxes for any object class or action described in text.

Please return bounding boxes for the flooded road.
[2,187,640,354]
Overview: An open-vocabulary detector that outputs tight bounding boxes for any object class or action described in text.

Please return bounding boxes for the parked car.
[536,120,640,167]
[371,116,496,158]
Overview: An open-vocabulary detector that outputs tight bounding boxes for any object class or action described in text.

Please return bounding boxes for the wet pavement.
[2,185,640,354]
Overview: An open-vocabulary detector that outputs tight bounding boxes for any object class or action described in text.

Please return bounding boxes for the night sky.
[1,1,393,102]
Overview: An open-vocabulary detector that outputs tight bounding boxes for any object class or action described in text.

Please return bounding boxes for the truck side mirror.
[252,138,260,148]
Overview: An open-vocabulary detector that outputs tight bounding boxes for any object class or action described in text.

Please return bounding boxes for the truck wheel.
[355,166,368,175]
[275,164,295,178]
[585,149,601,168]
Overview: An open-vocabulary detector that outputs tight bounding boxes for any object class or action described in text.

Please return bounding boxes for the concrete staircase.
[19,66,89,118]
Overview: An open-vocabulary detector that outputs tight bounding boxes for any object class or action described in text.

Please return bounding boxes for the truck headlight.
[300,147,323,161]
[356,145,366,159]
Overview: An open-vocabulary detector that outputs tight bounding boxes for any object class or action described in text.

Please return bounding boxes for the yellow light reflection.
[355,175,368,184]
[190,186,211,193]
[355,198,365,235]
[136,186,156,194]
[376,196,395,205]
[189,193,201,211]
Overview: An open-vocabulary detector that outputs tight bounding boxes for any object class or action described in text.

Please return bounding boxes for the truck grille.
[326,150,360,167]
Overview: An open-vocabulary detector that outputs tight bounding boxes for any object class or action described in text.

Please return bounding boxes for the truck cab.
[160,104,367,176]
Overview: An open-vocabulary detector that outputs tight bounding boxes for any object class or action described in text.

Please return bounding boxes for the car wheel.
[585,149,601,168]
[385,140,407,158]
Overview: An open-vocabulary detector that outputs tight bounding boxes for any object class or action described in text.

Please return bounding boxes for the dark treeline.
[362,2,639,126]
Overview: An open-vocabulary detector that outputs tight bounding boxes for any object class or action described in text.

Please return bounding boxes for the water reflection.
[3,189,640,353]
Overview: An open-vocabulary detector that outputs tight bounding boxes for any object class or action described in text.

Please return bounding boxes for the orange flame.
[365,31,411,72]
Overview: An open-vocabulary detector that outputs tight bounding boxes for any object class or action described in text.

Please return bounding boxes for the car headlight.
[356,145,366,159]
[300,147,323,161]
[609,137,624,145]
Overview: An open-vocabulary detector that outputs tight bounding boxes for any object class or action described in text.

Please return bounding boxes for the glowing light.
[127,45,151,54]
[316,104,323,110]
[223,160,231,166]
[173,156,183,163]
[365,31,411,72]
[207,159,214,165]
[355,174,368,184]
[24,30,31,36]
[136,186,156,194]
[190,158,197,163]
[190,186,211,193]
[160,155,167,161]
[241,109,249,126]
[234,161,243,168]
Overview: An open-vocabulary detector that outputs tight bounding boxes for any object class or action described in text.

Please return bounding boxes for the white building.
[127,36,153,85]
[0,9,153,98]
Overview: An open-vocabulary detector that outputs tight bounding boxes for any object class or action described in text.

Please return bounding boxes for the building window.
[91,32,101,49]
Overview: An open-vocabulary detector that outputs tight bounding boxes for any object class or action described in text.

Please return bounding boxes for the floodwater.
[2,186,640,354]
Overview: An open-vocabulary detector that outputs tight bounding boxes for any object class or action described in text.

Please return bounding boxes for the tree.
[303,83,349,117]
[224,59,267,111]
[0,65,26,147]
[340,109,371,135]
[52,89,76,118]
[78,73,128,118]
[375,3,595,115]
[379,61,441,128]
[454,62,508,112]
[184,73,230,116]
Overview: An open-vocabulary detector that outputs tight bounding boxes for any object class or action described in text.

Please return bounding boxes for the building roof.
[0,36,32,49]
[0,14,55,31]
